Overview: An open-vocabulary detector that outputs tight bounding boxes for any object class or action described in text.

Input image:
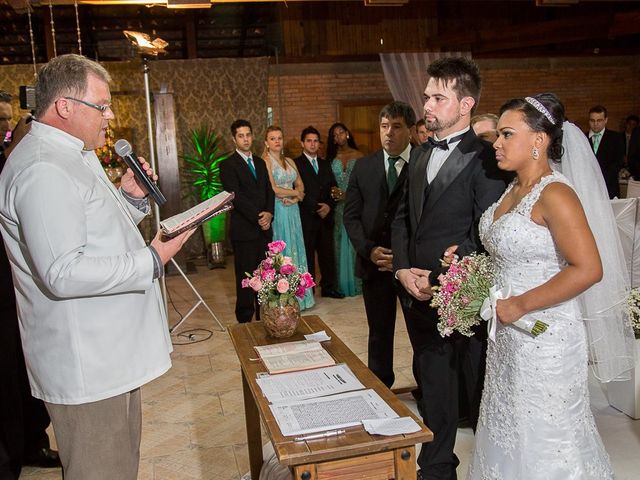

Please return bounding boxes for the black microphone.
[114,139,167,206]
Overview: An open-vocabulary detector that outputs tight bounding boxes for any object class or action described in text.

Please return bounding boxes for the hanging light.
[123,30,168,56]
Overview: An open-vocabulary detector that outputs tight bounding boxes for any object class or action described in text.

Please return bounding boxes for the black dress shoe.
[321,289,345,299]
[23,447,62,468]
[417,469,424,480]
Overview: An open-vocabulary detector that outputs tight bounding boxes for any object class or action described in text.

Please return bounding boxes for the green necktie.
[247,156,257,179]
[387,156,400,192]
[592,132,602,154]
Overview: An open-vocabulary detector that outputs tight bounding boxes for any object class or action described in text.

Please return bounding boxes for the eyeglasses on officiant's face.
[63,97,113,116]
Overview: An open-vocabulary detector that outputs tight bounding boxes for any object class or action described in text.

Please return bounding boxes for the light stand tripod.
[140,56,225,334]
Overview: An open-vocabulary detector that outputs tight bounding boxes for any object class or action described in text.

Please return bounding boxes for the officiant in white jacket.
[0,54,194,480]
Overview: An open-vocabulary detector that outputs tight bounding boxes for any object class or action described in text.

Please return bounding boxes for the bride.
[464,93,635,479]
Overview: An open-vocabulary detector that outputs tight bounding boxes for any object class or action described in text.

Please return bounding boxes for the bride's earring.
[532,146,540,160]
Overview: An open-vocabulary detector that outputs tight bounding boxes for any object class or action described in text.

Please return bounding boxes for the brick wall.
[268,56,640,155]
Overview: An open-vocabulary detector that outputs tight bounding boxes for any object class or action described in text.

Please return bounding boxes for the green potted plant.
[181,126,231,268]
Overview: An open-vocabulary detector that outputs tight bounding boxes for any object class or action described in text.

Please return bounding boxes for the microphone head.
[114,139,132,157]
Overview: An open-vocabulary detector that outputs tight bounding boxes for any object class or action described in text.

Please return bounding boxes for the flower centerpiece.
[96,126,125,184]
[627,288,640,339]
[430,252,548,339]
[242,240,315,337]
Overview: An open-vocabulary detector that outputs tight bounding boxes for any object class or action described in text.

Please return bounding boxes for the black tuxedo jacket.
[589,129,624,198]
[220,152,274,243]
[344,148,409,280]
[392,130,509,288]
[629,127,640,180]
[293,154,337,228]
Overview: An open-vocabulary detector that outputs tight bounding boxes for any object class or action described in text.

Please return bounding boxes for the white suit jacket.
[0,121,172,405]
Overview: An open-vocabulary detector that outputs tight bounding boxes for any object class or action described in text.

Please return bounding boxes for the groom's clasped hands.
[397,268,434,301]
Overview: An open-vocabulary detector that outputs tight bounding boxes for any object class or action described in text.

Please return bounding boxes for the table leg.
[394,446,417,479]
[242,370,263,479]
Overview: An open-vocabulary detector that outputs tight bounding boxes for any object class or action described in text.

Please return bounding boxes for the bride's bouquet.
[431,253,548,339]
[431,253,494,337]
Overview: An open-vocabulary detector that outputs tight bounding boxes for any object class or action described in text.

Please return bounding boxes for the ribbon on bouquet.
[480,285,548,342]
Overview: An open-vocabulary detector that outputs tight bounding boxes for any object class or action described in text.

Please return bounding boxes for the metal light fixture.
[123,30,168,56]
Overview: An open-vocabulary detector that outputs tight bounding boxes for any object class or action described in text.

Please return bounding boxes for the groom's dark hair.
[427,57,481,113]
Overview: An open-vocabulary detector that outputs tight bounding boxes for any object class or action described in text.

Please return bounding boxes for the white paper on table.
[362,417,421,436]
[270,389,398,437]
[304,330,331,342]
[256,364,364,403]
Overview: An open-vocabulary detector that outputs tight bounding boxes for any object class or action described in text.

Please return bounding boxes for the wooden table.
[229,315,433,480]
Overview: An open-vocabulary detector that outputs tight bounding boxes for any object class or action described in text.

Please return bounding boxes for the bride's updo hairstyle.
[499,93,566,162]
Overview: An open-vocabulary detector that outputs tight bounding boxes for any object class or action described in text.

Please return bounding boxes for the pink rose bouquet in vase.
[242,240,315,338]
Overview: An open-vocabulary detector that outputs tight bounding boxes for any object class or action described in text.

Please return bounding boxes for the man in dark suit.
[220,119,275,323]
[343,101,415,389]
[294,126,343,298]
[392,58,508,480]
[587,105,625,199]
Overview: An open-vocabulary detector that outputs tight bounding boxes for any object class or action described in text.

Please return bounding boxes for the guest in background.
[220,119,275,322]
[294,126,343,299]
[623,114,639,164]
[344,101,415,388]
[415,118,433,145]
[587,105,625,198]
[471,113,499,143]
[326,122,362,297]
[0,90,61,479]
[263,126,314,310]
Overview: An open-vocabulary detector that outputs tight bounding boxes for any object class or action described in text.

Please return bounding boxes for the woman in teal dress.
[263,126,315,310]
[326,123,362,297]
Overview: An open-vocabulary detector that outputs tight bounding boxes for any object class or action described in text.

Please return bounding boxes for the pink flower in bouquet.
[261,269,276,281]
[276,279,290,294]
[263,257,274,268]
[280,263,296,275]
[299,272,315,288]
[248,276,262,292]
[295,285,306,298]
[241,278,250,288]
[282,256,293,265]
[268,240,286,254]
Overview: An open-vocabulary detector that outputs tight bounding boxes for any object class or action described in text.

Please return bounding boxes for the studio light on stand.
[124,30,225,335]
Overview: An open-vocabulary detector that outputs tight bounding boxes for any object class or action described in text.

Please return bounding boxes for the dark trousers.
[0,307,52,480]
[402,302,486,480]
[232,238,269,323]
[302,218,336,292]
[362,271,398,389]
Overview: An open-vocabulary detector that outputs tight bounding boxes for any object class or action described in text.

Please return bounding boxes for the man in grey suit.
[392,57,509,480]
[0,54,194,480]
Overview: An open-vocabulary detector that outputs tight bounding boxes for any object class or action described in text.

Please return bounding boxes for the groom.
[392,57,509,480]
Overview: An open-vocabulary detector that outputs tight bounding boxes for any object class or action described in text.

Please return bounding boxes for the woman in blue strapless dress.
[263,126,314,310]
[326,123,362,297]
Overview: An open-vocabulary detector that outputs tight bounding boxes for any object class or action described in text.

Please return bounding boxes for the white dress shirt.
[0,121,171,405]
[426,127,469,183]
[384,143,411,182]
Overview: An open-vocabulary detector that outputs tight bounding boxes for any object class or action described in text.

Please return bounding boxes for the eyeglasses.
[63,97,112,116]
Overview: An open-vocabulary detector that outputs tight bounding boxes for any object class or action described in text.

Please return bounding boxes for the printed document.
[256,364,364,403]
[254,340,335,374]
[270,389,398,437]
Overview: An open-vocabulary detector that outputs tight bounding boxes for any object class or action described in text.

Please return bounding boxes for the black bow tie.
[428,133,466,151]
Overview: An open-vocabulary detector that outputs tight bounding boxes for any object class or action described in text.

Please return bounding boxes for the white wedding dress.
[467,172,614,480]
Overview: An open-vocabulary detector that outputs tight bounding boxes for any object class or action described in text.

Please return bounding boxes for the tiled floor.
[20,259,640,479]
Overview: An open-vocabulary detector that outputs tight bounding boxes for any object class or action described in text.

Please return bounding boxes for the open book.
[160,191,234,237]
[254,340,336,374]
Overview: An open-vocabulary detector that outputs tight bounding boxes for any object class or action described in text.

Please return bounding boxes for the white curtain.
[379,52,472,122]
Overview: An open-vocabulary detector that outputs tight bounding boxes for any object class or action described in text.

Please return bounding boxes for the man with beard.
[392,57,509,480]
